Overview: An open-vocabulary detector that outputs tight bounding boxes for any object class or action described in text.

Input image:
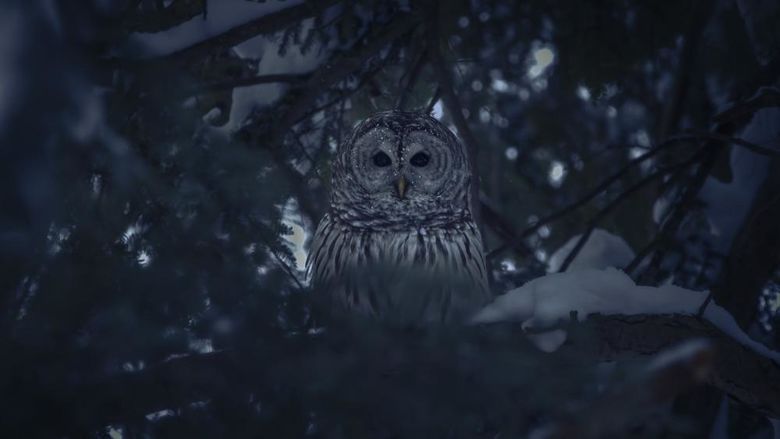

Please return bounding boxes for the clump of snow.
[472,267,780,362]
[547,228,635,273]
[119,1,337,134]
[219,18,331,132]
[280,198,309,273]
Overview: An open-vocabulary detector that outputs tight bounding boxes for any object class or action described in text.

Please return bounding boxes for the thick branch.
[579,314,780,419]
[546,338,714,439]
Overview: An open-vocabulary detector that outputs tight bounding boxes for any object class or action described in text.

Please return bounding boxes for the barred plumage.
[307,111,491,324]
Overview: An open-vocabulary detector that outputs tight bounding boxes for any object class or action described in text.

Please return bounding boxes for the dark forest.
[1,1,779,438]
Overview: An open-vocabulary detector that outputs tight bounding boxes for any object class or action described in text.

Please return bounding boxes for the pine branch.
[268,14,419,146]
[165,0,342,62]
[47,312,780,434]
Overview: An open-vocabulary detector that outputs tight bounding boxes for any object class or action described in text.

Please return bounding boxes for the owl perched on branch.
[308,111,491,325]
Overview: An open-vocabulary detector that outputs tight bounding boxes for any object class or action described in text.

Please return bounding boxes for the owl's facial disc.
[399,131,453,199]
[334,112,471,228]
[351,127,399,198]
[351,128,462,203]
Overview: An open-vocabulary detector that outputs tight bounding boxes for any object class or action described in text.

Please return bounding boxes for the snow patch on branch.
[219,19,330,132]
[473,267,780,363]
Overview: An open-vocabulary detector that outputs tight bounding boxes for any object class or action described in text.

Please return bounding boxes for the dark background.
[1,0,779,437]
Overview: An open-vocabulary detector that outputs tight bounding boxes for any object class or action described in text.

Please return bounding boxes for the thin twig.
[268,246,305,292]
[670,131,780,157]
[635,147,721,284]
[488,129,774,261]
[425,86,441,114]
[271,15,419,145]
[487,137,692,260]
[479,201,535,257]
[624,165,691,274]
[557,153,702,272]
[296,41,400,122]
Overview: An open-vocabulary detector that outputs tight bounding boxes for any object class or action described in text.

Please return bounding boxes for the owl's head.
[330,110,472,229]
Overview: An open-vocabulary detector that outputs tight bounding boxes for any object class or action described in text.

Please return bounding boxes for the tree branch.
[557,152,702,272]
[579,314,780,419]
[269,15,419,146]
[480,200,535,258]
[545,338,714,439]
[166,0,341,62]
[424,86,441,114]
[671,131,780,157]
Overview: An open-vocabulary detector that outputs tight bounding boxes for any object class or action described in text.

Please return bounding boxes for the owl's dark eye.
[410,152,430,167]
[372,151,392,167]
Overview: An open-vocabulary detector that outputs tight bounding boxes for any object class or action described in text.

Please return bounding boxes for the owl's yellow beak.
[395,176,408,199]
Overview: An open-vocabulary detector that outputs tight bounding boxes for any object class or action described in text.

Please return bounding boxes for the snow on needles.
[472,267,780,363]
[122,0,304,58]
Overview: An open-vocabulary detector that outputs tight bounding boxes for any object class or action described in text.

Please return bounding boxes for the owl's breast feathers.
[307,213,492,324]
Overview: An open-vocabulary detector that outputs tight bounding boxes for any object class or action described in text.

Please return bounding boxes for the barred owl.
[308,111,491,325]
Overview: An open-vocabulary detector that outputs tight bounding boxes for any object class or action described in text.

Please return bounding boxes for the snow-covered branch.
[473,267,780,418]
[538,340,715,438]
[580,313,780,419]
[139,0,341,61]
